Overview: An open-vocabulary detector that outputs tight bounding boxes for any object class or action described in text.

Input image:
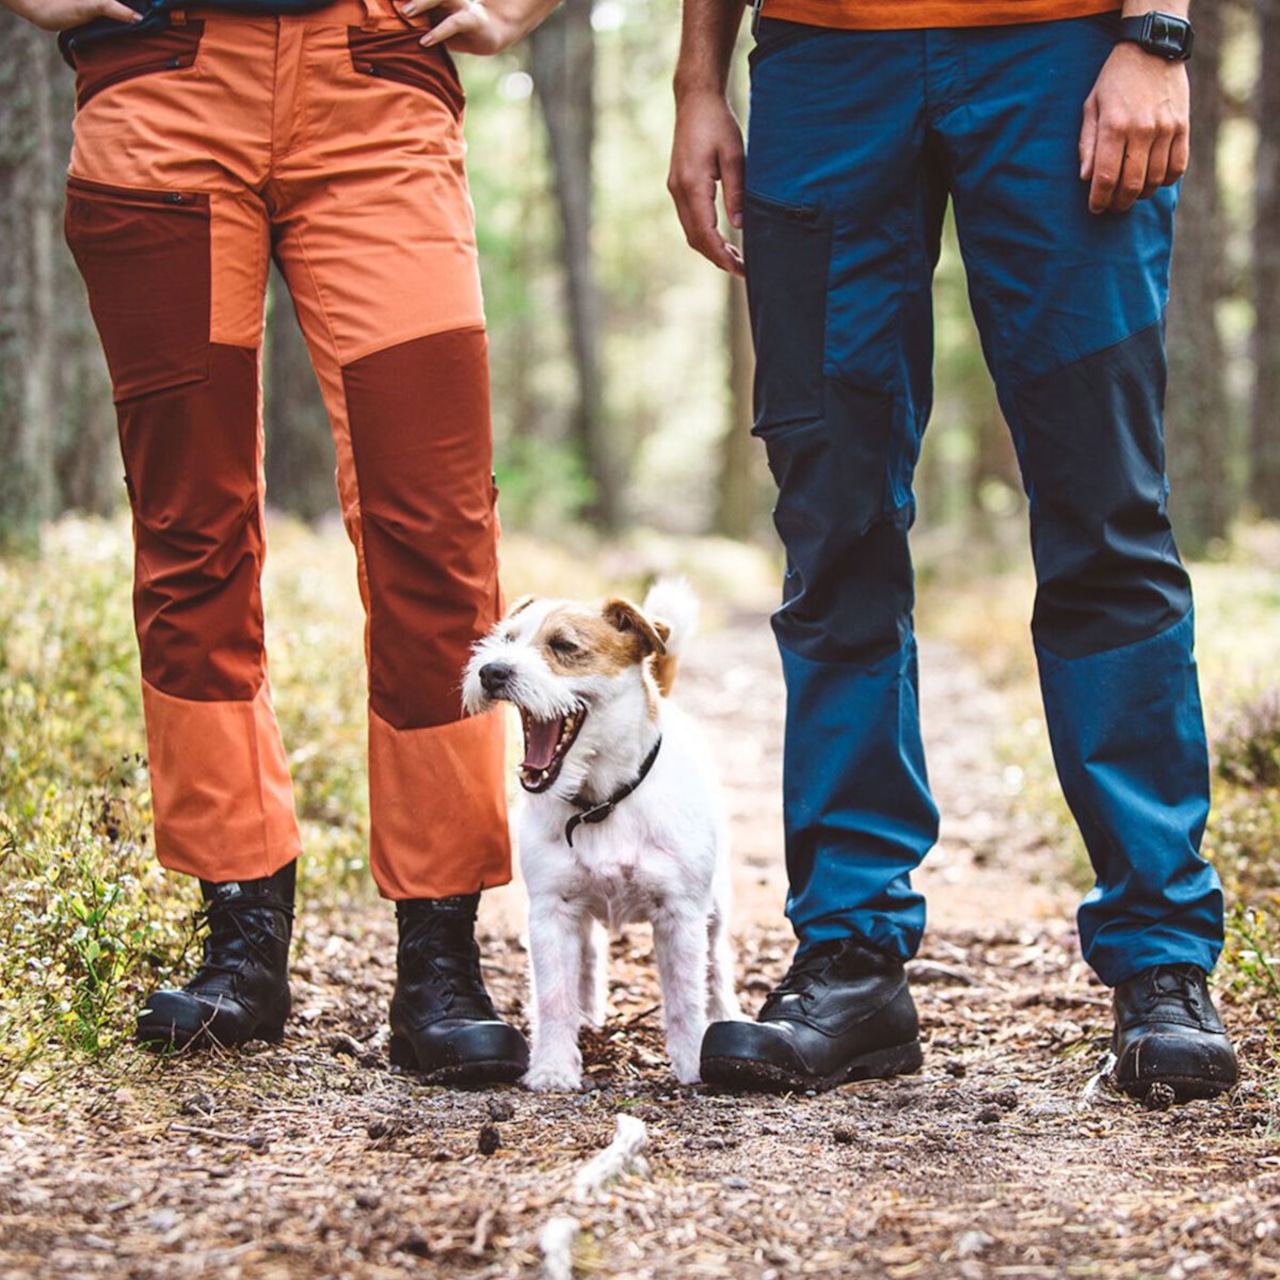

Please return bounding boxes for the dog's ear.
[505,594,536,619]
[602,597,668,659]
[650,618,673,647]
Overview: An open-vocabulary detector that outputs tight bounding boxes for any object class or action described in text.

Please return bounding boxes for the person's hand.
[668,89,745,276]
[1079,42,1190,215]
[7,0,141,31]
[399,0,521,54]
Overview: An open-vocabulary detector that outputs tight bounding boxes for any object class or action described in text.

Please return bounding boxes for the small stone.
[328,1033,362,1058]
[477,1124,501,1155]
[1145,1082,1178,1111]
[354,1191,380,1210]
[724,1176,748,1189]
[180,1093,216,1118]
[487,1097,516,1122]
[367,1119,393,1140]
[831,1126,857,1146]
[976,1106,1002,1124]
[957,1230,994,1258]
[944,1061,968,1078]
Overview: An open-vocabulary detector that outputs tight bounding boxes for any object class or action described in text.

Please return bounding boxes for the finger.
[1088,121,1125,214]
[1079,95,1099,183]
[399,0,449,15]
[721,146,745,232]
[1110,143,1151,214]
[670,172,741,276]
[1140,131,1173,200]
[1167,124,1190,186]
[420,6,479,45]
[99,0,144,20]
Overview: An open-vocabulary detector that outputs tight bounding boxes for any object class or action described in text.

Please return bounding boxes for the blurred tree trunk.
[263,267,336,522]
[530,0,623,531]
[713,58,763,541]
[714,272,760,539]
[1252,0,1280,517]
[49,63,117,516]
[1165,1,1230,554]
[0,17,58,550]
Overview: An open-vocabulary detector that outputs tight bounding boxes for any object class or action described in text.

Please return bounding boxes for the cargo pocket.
[69,23,204,110]
[743,191,830,431]
[347,29,465,117]
[64,176,211,403]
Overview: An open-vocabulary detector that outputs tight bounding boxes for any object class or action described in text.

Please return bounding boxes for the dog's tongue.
[522,716,564,771]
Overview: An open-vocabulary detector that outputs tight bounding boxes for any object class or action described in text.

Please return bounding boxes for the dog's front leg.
[578,918,608,1031]
[652,907,710,1085]
[524,896,587,1092]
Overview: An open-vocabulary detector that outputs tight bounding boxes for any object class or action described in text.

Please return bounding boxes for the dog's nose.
[479,662,514,696]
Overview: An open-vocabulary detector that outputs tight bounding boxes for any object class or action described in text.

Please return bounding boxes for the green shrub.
[1216,689,1280,790]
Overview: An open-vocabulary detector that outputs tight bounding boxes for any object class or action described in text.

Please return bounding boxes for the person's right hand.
[668,89,745,277]
[7,0,141,31]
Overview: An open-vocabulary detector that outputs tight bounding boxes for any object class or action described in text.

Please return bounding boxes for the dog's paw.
[522,1063,583,1093]
[668,1046,704,1086]
[670,1054,701,1085]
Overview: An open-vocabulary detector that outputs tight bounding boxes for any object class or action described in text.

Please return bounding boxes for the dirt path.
[2,615,1275,1280]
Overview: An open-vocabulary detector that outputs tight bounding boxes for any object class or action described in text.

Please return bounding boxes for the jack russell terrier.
[462,579,740,1091]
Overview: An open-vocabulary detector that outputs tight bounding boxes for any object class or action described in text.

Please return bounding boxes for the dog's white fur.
[462,579,740,1090]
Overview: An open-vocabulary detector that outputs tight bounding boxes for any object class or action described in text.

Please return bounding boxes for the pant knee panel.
[120,343,266,702]
[1016,324,1191,658]
[343,328,500,730]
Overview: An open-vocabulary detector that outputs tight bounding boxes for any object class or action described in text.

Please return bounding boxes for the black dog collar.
[564,736,663,847]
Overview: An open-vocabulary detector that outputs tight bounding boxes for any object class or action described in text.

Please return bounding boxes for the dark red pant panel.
[120,343,266,702]
[343,327,500,730]
[64,179,212,403]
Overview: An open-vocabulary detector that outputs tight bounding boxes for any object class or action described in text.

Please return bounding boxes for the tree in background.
[263,269,337,522]
[1166,0,1231,553]
[530,0,624,531]
[1253,0,1280,517]
[0,17,57,549]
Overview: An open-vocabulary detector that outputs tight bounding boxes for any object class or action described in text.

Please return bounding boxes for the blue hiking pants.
[744,13,1223,986]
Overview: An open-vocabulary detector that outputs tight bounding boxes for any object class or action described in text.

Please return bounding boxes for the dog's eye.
[549,635,582,659]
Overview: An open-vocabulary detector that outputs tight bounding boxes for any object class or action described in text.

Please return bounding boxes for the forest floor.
[2,583,1279,1279]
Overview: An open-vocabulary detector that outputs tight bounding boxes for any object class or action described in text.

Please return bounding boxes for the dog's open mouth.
[519,706,587,793]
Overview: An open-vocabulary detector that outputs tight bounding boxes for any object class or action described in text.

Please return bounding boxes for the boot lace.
[398,912,496,1018]
[1142,963,1207,1019]
[188,895,293,988]
[760,940,845,1018]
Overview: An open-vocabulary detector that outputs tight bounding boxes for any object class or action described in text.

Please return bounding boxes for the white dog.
[462,579,740,1091]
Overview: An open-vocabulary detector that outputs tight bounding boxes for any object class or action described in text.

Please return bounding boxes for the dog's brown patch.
[533,601,661,679]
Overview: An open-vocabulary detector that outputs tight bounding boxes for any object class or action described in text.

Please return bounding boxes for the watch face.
[1144,12,1194,60]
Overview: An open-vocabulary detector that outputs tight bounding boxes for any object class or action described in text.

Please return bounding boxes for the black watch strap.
[1117,12,1194,62]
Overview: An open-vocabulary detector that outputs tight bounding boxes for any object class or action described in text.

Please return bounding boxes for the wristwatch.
[1117,11,1194,61]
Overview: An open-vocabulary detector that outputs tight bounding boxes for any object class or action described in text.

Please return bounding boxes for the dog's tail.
[643,578,698,697]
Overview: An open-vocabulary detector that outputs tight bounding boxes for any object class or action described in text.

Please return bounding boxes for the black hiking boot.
[388,894,528,1085]
[136,861,295,1052]
[1111,963,1238,1102]
[700,937,923,1092]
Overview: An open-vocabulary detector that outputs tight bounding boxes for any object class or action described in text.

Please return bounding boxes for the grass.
[2,511,1279,1093]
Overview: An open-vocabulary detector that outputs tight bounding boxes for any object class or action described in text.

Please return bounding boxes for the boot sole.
[702,1039,924,1094]
[1113,1072,1236,1104]
[389,1034,527,1086]
[136,1015,288,1054]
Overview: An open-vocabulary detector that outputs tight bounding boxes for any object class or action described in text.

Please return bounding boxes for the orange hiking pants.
[63,0,510,899]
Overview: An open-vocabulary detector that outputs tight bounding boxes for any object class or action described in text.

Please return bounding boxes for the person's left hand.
[397,0,519,54]
[1079,42,1190,215]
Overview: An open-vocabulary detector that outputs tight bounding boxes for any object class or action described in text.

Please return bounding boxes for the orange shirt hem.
[760,0,1121,30]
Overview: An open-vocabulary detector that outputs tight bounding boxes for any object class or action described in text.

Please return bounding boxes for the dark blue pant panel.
[1039,611,1221,984]
[780,637,936,960]
[746,15,1225,979]
[1015,325,1192,660]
